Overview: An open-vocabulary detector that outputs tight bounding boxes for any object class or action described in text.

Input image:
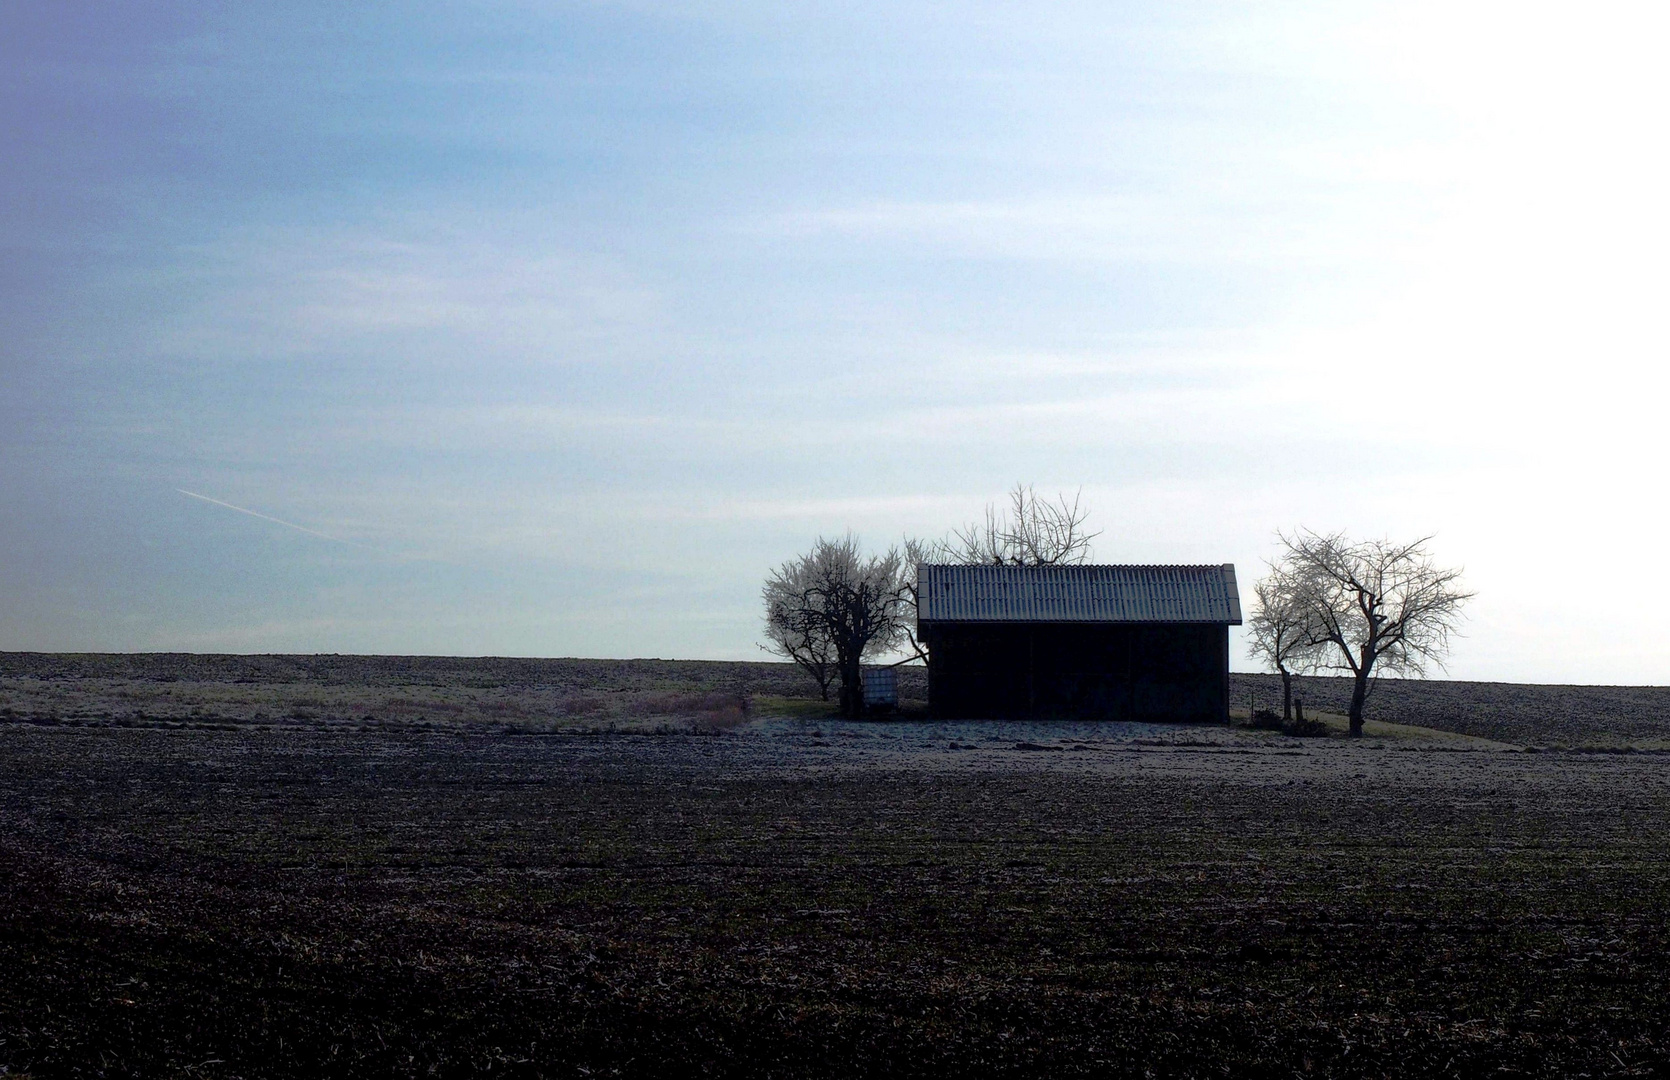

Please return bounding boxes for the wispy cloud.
[176,489,372,548]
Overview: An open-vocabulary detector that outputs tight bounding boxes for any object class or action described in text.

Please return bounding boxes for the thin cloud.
[176,489,372,549]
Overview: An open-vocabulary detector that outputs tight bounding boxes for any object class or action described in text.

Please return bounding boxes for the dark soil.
[0,654,1668,1077]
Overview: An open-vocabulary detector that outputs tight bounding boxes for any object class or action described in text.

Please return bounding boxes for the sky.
[3,1,1667,683]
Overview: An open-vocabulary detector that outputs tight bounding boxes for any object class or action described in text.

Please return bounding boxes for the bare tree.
[762,563,839,701]
[944,484,1098,567]
[1246,562,1326,722]
[1281,531,1474,737]
[762,535,914,718]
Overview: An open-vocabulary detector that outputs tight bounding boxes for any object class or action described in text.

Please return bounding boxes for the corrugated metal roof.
[916,564,1242,625]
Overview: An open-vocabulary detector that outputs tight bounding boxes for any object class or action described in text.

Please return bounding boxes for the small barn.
[915,563,1242,723]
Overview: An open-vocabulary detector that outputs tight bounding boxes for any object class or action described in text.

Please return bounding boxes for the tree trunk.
[1347,673,1369,737]
[838,654,865,719]
[1279,668,1293,722]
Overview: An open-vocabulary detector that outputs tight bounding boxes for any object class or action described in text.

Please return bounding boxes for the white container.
[862,666,899,708]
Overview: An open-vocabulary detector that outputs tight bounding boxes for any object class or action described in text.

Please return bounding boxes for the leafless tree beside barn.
[762,560,840,701]
[1256,531,1473,737]
[761,535,914,717]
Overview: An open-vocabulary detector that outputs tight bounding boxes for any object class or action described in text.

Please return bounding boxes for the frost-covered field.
[1,655,1669,1076]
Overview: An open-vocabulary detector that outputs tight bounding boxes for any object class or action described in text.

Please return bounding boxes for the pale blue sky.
[4,2,1667,681]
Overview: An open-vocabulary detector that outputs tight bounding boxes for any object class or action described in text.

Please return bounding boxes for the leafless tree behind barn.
[940,483,1099,568]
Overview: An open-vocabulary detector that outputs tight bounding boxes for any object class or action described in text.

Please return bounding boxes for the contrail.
[176,489,370,548]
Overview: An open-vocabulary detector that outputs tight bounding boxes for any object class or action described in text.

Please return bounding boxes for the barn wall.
[924,622,1228,723]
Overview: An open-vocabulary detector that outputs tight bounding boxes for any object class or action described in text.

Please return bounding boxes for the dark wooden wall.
[923,622,1229,723]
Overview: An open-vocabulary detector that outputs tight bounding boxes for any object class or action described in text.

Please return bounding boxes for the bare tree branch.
[943,484,1099,567]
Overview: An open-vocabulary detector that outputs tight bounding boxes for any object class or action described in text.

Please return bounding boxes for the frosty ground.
[0,656,1667,1077]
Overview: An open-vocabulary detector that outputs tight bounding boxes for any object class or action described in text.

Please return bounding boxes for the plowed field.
[0,654,1668,1077]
